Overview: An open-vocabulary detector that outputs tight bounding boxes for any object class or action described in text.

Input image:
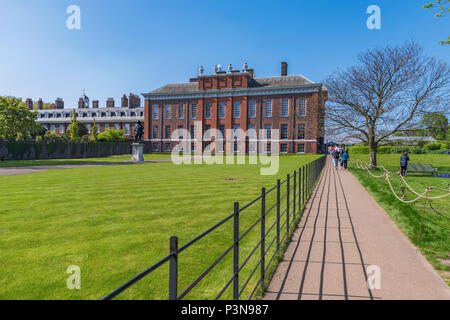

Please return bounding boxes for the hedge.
[0,141,133,161]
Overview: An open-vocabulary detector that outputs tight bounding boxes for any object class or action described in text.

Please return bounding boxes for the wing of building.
[142,62,327,154]
[30,94,144,138]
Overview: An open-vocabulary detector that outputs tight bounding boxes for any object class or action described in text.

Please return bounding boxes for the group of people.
[329,145,350,170]
[327,145,411,175]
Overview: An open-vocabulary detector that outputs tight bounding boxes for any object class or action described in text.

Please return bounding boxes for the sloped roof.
[147,75,321,95]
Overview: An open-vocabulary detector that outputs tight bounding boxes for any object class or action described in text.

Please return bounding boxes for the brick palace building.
[28,93,144,139]
[142,62,327,154]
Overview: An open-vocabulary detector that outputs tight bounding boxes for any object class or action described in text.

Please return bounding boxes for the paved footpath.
[264,158,450,300]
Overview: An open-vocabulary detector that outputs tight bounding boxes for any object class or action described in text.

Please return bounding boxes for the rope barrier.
[350,159,450,201]
[347,158,450,235]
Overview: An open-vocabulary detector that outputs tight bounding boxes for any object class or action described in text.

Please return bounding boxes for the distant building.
[31,93,144,138]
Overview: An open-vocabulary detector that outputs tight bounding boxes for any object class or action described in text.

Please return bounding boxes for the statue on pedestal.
[134,121,144,142]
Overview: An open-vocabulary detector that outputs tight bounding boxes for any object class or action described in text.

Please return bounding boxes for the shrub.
[391,146,411,154]
[423,142,441,151]
[427,149,450,154]
[377,146,392,154]
[436,141,449,149]
[348,146,370,154]
[97,128,125,142]
[409,146,424,154]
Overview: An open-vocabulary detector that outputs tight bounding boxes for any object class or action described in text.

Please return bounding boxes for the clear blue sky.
[1,0,449,108]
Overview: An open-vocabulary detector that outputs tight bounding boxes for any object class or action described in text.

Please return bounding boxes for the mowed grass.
[348,154,450,284]
[0,154,321,300]
[0,153,174,168]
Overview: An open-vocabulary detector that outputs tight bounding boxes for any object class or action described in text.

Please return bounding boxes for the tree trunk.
[369,138,377,168]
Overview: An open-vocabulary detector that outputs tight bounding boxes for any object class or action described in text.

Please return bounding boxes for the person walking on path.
[333,151,340,170]
[400,152,410,176]
[341,150,349,169]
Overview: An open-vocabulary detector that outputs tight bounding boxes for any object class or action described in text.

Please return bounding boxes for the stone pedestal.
[131,143,145,162]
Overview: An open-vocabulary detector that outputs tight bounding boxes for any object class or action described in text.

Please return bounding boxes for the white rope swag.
[350,159,450,202]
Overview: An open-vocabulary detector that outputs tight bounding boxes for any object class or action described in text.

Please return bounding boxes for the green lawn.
[0,154,322,300]
[0,153,174,168]
[348,154,450,284]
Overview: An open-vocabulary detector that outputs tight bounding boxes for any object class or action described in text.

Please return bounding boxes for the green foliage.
[97,128,125,142]
[409,146,425,154]
[0,96,43,141]
[422,113,448,139]
[80,135,90,142]
[423,0,450,44]
[348,146,370,154]
[424,142,442,151]
[43,131,62,142]
[91,120,98,141]
[391,146,411,154]
[423,0,449,17]
[427,148,450,154]
[68,112,79,141]
[377,146,392,154]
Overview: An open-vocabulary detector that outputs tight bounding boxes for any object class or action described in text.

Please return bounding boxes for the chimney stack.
[121,94,128,108]
[26,98,33,110]
[78,97,85,109]
[37,99,43,110]
[281,61,288,76]
[55,98,64,109]
[92,100,99,109]
[106,98,115,108]
[129,93,141,108]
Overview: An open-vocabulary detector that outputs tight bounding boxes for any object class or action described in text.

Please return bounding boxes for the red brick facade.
[143,63,327,154]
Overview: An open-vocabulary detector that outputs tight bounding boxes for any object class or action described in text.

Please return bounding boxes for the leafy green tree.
[91,119,98,141]
[68,111,79,141]
[422,112,448,139]
[0,96,43,140]
[67,112,89,141]
[423,0,450,45]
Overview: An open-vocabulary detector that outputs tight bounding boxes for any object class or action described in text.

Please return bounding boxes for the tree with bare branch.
[324,42,450,167]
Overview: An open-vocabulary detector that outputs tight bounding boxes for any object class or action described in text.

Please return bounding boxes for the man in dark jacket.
[400,152,410,176]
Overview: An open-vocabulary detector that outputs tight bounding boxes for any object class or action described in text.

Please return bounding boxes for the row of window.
[151,142,307,153]
[152,99,307,121]
[46,123,133,135]
[40,111,143,119]
[151,124,306,140]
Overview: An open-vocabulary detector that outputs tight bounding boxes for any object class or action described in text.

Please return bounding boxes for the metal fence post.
[276,179,281,252]
[169,236,178,300]
[298,168,301,211]
[286,174,290,235]
[308,163,311,195]
[233,202,239,300]
[293,171,296,221]
[302,166,305,205]
[305,165,309,199]
[260,188,266,292]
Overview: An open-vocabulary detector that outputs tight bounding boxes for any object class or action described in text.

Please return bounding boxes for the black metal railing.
[102,155,326,300]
